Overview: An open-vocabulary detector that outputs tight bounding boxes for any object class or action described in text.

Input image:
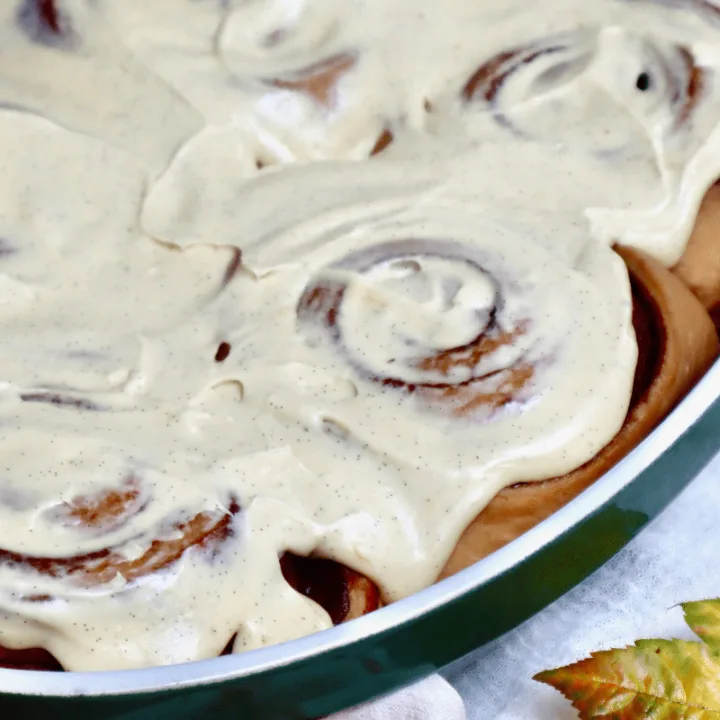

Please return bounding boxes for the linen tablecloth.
[446,449,720,718]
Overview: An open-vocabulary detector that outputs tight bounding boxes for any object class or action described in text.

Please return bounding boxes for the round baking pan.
[0,359,719,719]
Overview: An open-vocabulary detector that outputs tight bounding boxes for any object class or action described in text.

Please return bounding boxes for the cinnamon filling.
[266,54,356,107]
[280,553,380,625]
[0,496,239,587]
[370,129,394,156]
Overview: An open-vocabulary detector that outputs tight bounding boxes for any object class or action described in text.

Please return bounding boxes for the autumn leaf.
[684,601,720,654]
[534,599,720,719]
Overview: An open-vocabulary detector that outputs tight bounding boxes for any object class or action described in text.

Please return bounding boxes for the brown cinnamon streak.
[0,499,240,586]
[298,271,534,416]
[266,54,356,107]
[58,477,143,531]
[0,486,241,670]
[676,49,706,127]
[370,129,394,156]
[464,46,566,103]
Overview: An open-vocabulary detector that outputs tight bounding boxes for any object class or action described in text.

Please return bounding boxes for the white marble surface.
[443,450,720,719]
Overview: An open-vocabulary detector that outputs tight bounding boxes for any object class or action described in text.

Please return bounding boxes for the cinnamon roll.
[1,0,720,676]
[462,31,707,148]
[441,245,719,576]
[294,240,537,419]
[456,19,720,323]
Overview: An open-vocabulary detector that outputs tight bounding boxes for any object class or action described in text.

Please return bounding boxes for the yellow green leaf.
[684,601,720,653]
[534,639,720,719]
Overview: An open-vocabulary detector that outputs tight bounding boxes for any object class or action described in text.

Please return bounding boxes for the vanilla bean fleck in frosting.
[0,0,717,671]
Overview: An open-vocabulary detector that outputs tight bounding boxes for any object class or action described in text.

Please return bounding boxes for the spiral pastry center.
[295,241,537,418]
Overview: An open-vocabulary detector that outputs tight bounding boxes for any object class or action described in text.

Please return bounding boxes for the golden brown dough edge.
[673,181,720,326]
[439,245,719,579]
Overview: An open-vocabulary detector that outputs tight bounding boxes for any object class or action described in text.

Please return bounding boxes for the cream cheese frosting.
[0,0,716,671]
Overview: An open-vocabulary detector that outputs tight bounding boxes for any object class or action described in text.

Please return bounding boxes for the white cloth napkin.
[330,675,467,720]
[329,450,720,720]
[446,450,720,719]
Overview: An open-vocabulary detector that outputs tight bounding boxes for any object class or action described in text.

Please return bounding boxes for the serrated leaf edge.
[535,671,720,719]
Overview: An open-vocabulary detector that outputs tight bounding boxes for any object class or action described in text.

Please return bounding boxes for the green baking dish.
[0,358,718,720]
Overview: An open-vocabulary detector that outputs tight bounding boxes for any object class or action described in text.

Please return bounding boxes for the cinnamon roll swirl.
[294,240,537,419]
[462,31,707,149]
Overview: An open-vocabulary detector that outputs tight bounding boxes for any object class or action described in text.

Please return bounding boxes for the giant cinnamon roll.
[441,245,718,576]
[455,16,720,313]
[0,0,720,676]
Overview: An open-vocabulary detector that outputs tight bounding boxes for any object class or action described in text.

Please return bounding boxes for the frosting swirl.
[225,199,635,485]
[462,29,708,153]
[297,241,534,417]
